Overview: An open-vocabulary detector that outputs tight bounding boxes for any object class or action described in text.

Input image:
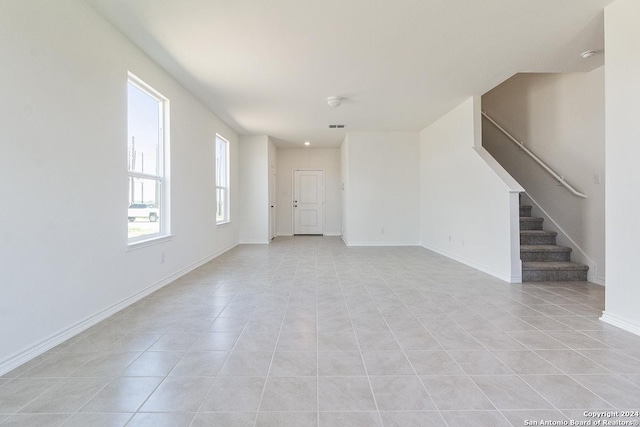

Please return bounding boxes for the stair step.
[520,217,544,230]
[520,230,557,245]
[519,205,532,217]
[522,262,589,282]
[520,245,572,262]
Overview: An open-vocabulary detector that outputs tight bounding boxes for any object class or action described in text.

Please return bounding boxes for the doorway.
[293,170,324,235]
[270,164,276,240]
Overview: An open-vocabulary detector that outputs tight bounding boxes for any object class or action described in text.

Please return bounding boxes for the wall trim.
[238,240,270,244]
[420,243,521,283]
[600,311,640,337]
[0,243,238,376]
[323,232,342,237]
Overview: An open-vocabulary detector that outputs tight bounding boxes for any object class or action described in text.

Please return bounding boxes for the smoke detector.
[580,50,598,59]
[327,96,344,108]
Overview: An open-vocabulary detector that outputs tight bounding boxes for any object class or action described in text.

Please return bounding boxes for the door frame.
[269,164,277,240]
[292,169,325,235]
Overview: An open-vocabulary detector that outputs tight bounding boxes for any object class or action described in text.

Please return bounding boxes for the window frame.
[127,73,171,246]
[215,134,230,225]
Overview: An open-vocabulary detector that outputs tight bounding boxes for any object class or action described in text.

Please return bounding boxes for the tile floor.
[2,236,640,426]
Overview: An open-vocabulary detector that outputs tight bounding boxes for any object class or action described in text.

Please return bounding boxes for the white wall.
[602,0,640,335]
[276,148,341,236]
[482,70,606,284]
[341,132,420,246]
[238,135,270,243]
[420,97,523,282]
[0,0,240,373]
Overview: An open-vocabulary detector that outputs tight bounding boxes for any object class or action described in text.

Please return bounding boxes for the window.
[127,74,169,243]
[216,134,229,224]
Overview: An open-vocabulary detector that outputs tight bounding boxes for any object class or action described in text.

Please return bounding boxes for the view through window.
[127,75,168,241]
[216,135,229,224]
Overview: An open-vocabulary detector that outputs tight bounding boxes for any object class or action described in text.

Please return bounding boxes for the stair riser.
[523,269,588,282]
[519,206,532,217]
[520,219,544,230]
[521,235,556,245]
[521,252,571,262]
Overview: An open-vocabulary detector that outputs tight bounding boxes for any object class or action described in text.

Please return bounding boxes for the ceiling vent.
[328,124,346,129]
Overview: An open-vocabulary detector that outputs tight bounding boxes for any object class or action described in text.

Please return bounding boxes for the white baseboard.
[276,233,293,237]
[600,311,640,337]
[323,232,342,236]
[0,243,238,376]
[420,243,521,283]
[238,240,270,244]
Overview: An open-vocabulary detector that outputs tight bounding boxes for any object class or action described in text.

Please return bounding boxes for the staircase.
[520,204,588,281]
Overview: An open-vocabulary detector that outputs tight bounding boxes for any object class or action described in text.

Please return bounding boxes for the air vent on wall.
[328,124,346,129]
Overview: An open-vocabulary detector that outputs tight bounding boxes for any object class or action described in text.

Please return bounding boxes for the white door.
[293,170,324,235]
[270,164,277,240]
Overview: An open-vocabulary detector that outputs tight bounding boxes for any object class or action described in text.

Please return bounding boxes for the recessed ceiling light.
[580,50,598,59]
[304,141,311,146]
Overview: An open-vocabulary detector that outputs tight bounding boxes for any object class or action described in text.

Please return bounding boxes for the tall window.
[127,74,169,242]
[216,135,229,224]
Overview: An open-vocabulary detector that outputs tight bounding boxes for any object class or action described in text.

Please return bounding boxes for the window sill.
[216,221,231,227]
[127,234,174,251]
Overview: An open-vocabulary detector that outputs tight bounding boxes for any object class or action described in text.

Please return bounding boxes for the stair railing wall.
[481,112,588,199]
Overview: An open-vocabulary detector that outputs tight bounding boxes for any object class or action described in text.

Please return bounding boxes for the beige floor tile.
[19,377,110,413]
[218,351,273,376]
[0,413,71,427]
[379,411,446,427]
[369,375,434,410]
[126,412,195,427]
[199,376,266,412]
[440,410,511,427]
[472,375,553,410]
[361,350,414,375]
[168,351,228,377]
[2,238,626,423]
[138,376,213,412]
[260,377,317,411]
[255,411,317,427]
[60,412,132,427]
[318,377,376,411]
[420,375,495,410]
[121,351,183,377]
[319,411,382,427]
[191,412,255,427]
[80,376,162,412]
[270,351,317,377]
[522,374,613,409]
[536,350,612,374]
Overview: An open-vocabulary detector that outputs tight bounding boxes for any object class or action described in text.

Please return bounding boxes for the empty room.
[2,0,640,426]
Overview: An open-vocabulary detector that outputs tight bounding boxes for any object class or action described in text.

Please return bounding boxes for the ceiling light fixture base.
[327,96,344,108]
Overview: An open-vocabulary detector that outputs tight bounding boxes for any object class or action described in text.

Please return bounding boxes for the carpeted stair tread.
[522,261,589,271]
[520,230,556,235]
[520,245,571,253]
[520,217,544,230]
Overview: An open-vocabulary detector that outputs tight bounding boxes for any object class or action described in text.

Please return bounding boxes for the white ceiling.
[86,0,611,148]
